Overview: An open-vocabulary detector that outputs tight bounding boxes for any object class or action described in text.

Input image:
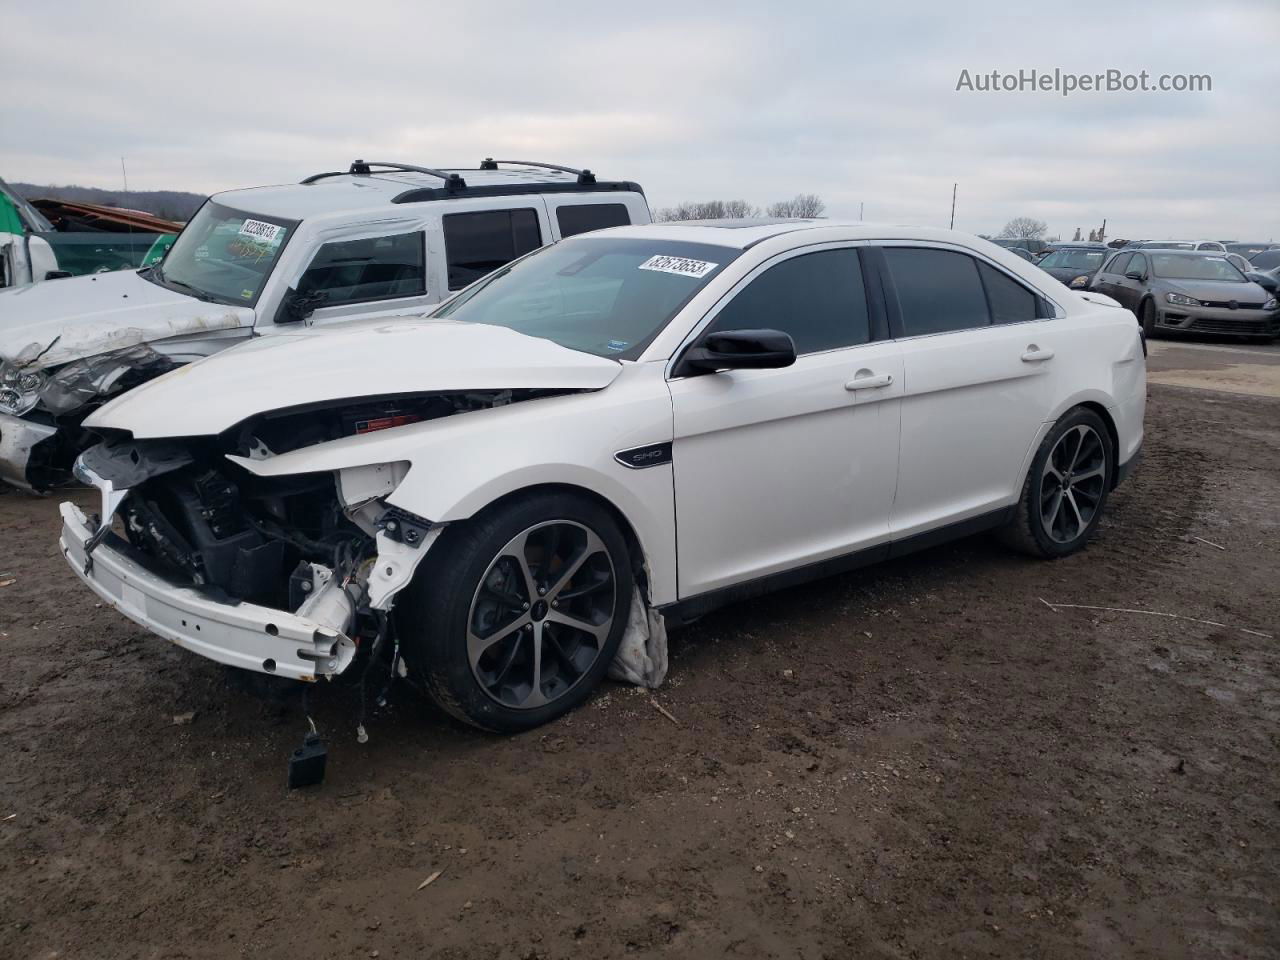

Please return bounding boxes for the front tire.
[1000,408,1114,558]
[396,491,633,733]
[1139,298,1157,340]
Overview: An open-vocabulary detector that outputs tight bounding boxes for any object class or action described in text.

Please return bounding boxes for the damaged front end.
[1,343,179,490]
[59,390,541,681]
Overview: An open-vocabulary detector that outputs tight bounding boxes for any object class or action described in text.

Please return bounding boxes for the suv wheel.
[397,491,633,732]
[1001,407,1114,558]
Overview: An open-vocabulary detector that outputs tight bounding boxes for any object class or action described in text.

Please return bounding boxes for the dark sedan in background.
[1090,249,1279,341]
[1037,243,1110,289]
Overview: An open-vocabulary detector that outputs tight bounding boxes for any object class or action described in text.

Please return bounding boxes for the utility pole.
[859,201,864,221]
[949,183,957,229]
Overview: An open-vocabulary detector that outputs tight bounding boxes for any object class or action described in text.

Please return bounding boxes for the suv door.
[878,245,1063,539]
[297,229,433,325]
[668,245,903,598]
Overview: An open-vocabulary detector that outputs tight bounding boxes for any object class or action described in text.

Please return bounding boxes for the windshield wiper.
[160,276,217,303]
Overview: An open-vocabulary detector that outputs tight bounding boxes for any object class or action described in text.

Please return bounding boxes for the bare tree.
[766,194,825,218]
[655,199,759,222]
[999,216,1048,240]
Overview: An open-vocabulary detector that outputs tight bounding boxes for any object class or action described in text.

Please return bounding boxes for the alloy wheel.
[466,520,617,709]
[1039,424,1107,543]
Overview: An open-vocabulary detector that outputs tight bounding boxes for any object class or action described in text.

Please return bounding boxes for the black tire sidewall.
[398,491,634,733]
[1023,409,1114,558]
[1140,298,1156,339]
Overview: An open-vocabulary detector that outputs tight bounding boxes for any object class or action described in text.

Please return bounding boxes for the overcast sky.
[3,0,1278,240]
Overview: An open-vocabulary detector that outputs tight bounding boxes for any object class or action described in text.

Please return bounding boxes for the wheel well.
[1074,401,1121,488]
[469,482,649,583]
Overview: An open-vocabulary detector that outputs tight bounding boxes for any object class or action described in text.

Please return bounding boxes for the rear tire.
[396,491,633,733]
[1000,408,1114,558]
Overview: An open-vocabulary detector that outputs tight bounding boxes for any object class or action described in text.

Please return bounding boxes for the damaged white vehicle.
[1,159,648,490]
[60,221,1145,732]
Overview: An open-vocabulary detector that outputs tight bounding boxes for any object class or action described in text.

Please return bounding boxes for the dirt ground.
[2,377,1278,959]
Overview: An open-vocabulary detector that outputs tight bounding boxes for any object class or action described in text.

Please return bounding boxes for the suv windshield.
[1039,249,1106,271]
[146,200,297,306]
[433,237,739,360]
[1151,255,1246,281]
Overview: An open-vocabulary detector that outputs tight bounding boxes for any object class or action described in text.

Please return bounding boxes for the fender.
[229,362,681,605]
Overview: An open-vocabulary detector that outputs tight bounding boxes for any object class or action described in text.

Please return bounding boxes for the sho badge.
[614,442,673,469]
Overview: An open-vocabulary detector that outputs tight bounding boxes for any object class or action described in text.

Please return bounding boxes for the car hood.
[85,317,624,438]
[1158,278,1270,302]
[0,269,253,370]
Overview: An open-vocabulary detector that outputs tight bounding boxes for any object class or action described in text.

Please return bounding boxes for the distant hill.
[10,183,207,223]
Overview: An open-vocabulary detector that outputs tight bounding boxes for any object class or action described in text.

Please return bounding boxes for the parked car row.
[1,158,1149,733]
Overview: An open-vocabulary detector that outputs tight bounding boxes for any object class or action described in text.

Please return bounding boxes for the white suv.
[63,220,1145,733]
[0,160,650,489]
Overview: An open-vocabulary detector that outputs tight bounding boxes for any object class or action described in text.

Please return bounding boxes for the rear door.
[1109,253,1147,310]
[878,244,1065,539]
[1092,252,1130,300]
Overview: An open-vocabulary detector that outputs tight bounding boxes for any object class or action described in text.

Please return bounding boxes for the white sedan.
[61,220,1146,732]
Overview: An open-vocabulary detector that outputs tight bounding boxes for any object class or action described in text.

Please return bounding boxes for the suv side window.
[883,247,989,335]
[1105,252,1131,275]
[297,232,425,305]
[444,209,542,290]
[977,261,1040,324]
[705,249,869,355]
[556,203,631,238]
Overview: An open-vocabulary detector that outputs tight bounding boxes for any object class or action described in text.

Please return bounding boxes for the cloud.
[2,0,1277,239]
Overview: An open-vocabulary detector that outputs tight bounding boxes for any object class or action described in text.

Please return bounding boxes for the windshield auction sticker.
[239,219,284,245]
[639,255,718,279]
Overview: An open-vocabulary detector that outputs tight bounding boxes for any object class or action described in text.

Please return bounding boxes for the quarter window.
[883,248,989,335]
[556,203,631,238]
[297,232,425,305]
[444,209,542,290]
[977,262,1040,324]
[705,249,870,354]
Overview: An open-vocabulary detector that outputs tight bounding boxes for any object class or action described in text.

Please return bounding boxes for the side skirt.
[659,506,1014,625]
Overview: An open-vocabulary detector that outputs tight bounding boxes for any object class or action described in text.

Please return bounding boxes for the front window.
[148,200,296,306]
[1039,249,1106,271]
[1150,255,1246,282]
[433,237,739,360]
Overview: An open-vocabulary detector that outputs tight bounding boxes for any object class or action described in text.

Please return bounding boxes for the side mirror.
[1124,269,1145,281]
[675,328,797,377]
[275,287,328,324]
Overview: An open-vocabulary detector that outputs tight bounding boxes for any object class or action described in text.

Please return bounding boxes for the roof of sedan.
[585,220,985,249]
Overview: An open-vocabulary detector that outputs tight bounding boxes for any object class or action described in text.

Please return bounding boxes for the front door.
[669,246,903,598]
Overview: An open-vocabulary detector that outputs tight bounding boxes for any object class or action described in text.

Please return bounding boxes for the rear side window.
[297,232,425,305]
[883,248,989,335]
[706,249,869,354]
[556,203,631,238]
[444,209,542,290]
[977,262,1040,324]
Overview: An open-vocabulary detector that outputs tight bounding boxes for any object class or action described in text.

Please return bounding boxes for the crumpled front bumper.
[0,412,57,489]
[59,501,357,681]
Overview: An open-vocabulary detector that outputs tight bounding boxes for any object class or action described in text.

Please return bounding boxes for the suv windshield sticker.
[639,254,718,279]
[239,219,283,245]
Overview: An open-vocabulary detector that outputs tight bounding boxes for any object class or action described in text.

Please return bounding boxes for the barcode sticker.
[638,255,718,279]
[239,219,283,244]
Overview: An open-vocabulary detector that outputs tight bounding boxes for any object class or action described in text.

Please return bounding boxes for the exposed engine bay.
[75,389,563,672]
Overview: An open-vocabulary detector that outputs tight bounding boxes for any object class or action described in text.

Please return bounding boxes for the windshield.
[1039,249,1106,271]
[433,237,740,360]
[1151,254,1246,282]
[147,200,297,306]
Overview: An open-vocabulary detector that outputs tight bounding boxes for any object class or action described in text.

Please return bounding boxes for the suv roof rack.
[301,160,467,192]
[478,158,596,184]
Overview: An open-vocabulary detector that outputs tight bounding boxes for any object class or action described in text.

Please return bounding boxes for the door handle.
[845,371,894,391]
[1021,347,1054,362]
